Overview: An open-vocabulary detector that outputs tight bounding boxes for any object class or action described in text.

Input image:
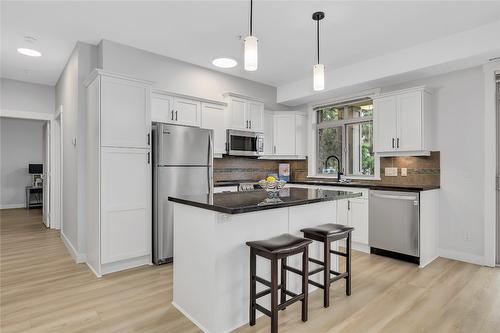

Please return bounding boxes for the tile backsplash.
[214,152,440,187]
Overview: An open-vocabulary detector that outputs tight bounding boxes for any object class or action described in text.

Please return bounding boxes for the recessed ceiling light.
[212,58,237,68]
[17,48,42,57]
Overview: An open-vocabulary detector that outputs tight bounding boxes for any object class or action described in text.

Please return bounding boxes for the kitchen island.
[169,187,362,333]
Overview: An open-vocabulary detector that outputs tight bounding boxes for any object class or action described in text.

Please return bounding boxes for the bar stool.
[300,223,354,308]
[246,233,312,333]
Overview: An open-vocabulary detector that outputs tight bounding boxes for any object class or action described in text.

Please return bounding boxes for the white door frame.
[42,121,50,227]
[483,62,500,267]
[51,106,63,230]
[0,109,62,229]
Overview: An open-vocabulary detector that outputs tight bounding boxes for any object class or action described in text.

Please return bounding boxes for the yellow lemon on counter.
[266,176,277,182]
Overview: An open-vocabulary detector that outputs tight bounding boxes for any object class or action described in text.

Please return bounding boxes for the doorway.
[496,74,500,266]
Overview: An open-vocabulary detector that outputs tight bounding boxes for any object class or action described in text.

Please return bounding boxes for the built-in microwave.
[226,129,264,157]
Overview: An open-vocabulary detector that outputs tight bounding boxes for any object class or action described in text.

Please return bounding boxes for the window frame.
[308,95,380,180]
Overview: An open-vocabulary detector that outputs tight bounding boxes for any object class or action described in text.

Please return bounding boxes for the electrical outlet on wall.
[385,167,398,177]
[401,168,408,177]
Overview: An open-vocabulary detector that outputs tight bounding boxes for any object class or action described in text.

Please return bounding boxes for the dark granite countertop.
[213,180,440,192]
[168,188,362,214]
[288,181,440,192]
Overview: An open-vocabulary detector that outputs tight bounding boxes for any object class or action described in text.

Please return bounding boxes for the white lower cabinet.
[100,148,151,264]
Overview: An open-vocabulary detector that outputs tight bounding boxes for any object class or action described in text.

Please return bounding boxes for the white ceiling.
[2,1,500,87]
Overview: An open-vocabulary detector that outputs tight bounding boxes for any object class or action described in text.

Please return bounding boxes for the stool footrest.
[255,275,271,288]
[308,257,324,266]
[308,267,324,276]
[255,303,271,317]
[255,285,296,300]
[308,279,325,289]
[283,265,304,276]
[278,294,304,311]
[330,249,347,257]
[330,272,349,283]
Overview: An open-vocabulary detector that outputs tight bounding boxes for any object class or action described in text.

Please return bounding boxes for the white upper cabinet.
[273,115,296,155]
[151,92,202,127]
[247,101,264,132]
[295,115,308,156]
[263,111,274,155]
[151,94,174,124]
[374,96,398,152]
[226,96,247,130]
[101,76,150,148]
[173,97,201,127]
[373,86,431,155]
[224,94,264,132]
[201,102,226,156]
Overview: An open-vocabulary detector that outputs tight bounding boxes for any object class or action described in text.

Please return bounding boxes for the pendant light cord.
[317,19,320,64]
[250,0,253,36]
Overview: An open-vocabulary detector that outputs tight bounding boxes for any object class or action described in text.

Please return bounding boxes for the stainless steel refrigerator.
[153,123,213,264]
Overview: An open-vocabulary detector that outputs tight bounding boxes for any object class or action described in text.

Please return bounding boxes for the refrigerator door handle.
[208,131,213,192]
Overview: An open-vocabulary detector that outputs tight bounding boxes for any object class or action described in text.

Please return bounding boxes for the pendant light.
[312,11,325,91]
[244,0,258,71]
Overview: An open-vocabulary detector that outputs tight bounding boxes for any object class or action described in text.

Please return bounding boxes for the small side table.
[26,186,43,209]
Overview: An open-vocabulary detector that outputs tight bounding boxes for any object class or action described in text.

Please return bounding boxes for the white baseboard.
[438,248,489,267]
[61,232,86,263]
[0,203,26,209]
[171,301,211,333]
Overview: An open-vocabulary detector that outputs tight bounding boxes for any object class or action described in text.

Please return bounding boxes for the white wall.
[1,78,55,115]
[0,118,44,208]
[55,42,97,260]
[382,66,486,260]
[99,40,291,111]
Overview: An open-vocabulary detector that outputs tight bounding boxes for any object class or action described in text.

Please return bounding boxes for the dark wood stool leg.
[249,248,256,326]
[323,238,331,308]
[346,233,352,296]
[270,258,279,333]
[301,247,309,322]
[280,257,287,309]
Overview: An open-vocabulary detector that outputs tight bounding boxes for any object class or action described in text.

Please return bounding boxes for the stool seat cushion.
[301,223,354,237]
[246,233,312,254]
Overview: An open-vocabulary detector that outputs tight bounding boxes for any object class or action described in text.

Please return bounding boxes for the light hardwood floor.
[1,208,499,333]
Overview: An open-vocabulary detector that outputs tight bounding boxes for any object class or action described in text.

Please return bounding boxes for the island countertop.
[168,187,362,214]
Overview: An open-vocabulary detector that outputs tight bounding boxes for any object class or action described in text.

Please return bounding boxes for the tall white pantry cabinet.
[84,70,153,277]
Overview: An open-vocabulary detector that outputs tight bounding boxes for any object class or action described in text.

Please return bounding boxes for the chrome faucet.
[325,155,343,182]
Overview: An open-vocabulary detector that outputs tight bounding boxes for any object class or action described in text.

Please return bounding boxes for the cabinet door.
[100,147,151,264]
[295,115,308,156]
[373,96,397,152]
[173,97,201,127]
[397,91,422,151]
[348,198,369,244]
[336,199,349,225]
[247,101,264,132]
[201,103,226,155]
[227,97,247,130]
[101,76,149,148]
[273,115,295,155]
[151,94,174,124]
[263,111,274,155]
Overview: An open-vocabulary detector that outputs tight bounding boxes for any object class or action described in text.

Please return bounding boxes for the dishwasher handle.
[371,192,418,201]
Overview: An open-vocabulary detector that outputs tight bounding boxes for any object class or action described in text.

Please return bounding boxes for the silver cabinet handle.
[171,110,174,120]
[397,138,400,148]
[249,120,252,129]
[392,138,395,149]
[147,152,150,164]
[348,200,351,210]
[175,111,178,121]
[147,133,150,146]
[273,146,276,154]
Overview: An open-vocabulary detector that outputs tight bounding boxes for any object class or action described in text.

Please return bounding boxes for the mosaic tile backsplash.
[214,152,440,187]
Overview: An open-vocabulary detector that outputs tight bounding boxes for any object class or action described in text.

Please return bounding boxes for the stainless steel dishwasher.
[369,190,420,264]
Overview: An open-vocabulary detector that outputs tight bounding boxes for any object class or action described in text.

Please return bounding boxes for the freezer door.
[157,123,212,166]
[369,191,420,257]
[153,166,211,264]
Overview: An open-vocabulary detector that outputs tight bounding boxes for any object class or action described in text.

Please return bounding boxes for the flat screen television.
[29,164,43,174]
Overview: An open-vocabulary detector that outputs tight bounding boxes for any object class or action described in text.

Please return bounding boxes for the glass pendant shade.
[313,63,325,91]
[244,35,258,71]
